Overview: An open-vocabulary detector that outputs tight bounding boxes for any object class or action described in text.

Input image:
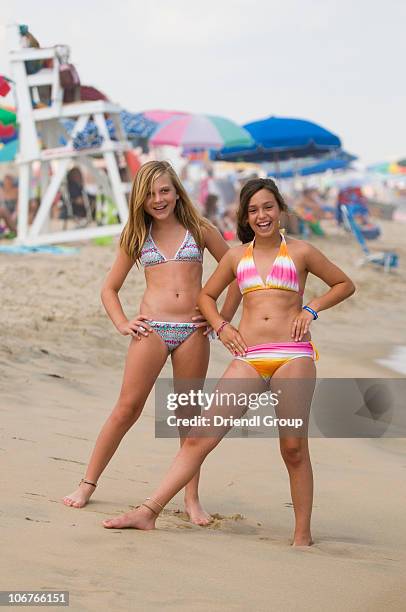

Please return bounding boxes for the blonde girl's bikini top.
[236,232,303,296]
[140,226,203,267]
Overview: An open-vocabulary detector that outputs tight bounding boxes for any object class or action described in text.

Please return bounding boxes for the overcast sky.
[1,0,405,164]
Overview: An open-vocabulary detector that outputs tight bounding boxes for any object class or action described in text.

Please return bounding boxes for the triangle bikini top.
[236,232,303,296]
[140,227,203,268]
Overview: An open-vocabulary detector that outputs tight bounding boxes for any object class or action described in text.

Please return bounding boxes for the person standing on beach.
[63,161,241,525]
[102,177,355,545]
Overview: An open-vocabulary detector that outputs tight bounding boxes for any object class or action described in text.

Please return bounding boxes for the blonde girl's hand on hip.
[192,306,213,336]
[218,323,248,356]
[117,315,153,339]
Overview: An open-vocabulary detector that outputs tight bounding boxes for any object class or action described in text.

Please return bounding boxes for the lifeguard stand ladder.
[7,23,131,246]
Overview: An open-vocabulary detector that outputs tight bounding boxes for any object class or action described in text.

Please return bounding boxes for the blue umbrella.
[120,111,158,139]
[212,115,341,162]
[270,154,355,179]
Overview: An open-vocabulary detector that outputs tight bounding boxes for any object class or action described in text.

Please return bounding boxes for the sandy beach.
[1,220,405,611]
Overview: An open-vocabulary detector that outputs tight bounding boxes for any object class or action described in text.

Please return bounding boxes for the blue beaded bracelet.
[303,305,318,320]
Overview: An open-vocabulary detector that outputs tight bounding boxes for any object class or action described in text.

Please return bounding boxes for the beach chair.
[341,205,398,272]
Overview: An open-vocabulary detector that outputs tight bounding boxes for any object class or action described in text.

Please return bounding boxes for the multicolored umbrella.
[149,114,254,150]
[0,106,18,160]
[142,109,188,123]
[0,106,17,126]
[0,123,17,143]
[368,161,406,175]
[0,76,11,97]
[0,139,18,163]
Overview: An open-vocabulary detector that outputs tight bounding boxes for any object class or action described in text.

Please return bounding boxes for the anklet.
[141,502,159,515]
[145,497,164,511]
[79,479,97,488]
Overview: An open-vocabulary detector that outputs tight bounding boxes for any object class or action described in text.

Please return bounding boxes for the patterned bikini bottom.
[148,320,201,353]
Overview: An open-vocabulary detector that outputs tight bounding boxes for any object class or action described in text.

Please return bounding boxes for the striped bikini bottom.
[149,320,200,353]
[235,341,319,381]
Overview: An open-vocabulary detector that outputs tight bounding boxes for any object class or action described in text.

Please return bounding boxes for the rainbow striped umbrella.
[149,114,254,150]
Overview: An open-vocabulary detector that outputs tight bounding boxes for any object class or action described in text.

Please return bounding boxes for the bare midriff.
[238,289,310,345]
[140,261,203,321]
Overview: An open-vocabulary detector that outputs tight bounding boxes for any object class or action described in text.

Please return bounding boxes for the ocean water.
[376,345,406,375]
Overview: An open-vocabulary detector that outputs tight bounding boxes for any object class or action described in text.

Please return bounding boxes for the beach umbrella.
[0,139,18,163]
[120,109,188,139]
[213,115,341,162]
[0,76,11,97]
[368,161,406,175]
[0,106,17,126]
[120,111,158,139]
[142,109,188,123]
[270,158,351,179]
[269,152,356,179]
[0,123,17,143]
[149,114,254,150]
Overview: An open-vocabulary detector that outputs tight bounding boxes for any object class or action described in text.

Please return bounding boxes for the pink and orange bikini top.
[236,232,303,296]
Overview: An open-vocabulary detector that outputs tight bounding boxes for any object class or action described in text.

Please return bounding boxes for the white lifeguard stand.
[7,23,131,245]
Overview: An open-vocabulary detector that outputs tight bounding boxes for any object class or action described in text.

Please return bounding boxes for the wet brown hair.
[237,178,287,243]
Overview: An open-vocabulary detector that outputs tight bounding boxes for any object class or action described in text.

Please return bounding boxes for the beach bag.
[79,85,108,101]
[59,63,80,90]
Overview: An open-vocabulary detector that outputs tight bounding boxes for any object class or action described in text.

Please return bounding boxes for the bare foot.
[185,499,212,526]
[63,482,96,508]
[103,505,156,530]
[292,534,313,547]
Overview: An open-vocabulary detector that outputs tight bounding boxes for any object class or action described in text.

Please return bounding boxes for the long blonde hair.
[120,160,212,263]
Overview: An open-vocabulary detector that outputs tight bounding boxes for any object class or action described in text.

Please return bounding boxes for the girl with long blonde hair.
[63,161,241,524]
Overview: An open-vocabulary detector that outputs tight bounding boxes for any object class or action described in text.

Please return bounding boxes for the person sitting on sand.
[102,177,355,546]
[0,175,18,234]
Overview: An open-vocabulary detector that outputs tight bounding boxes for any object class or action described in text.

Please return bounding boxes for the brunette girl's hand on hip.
[117,315,153,339]
[219,324,248,356]
[291,310,313,341]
